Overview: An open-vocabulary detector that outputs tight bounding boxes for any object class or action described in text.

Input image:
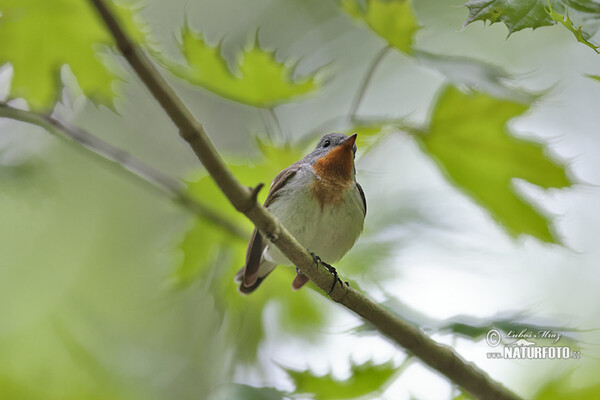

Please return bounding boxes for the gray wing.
[356,182,367,216]
[239,164,301,288]
[264,163,301,207]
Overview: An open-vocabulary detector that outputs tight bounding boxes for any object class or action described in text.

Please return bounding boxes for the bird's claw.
[309,252,322,266]
[310,252,342,295]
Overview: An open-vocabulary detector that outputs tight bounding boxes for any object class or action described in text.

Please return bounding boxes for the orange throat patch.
[310,145,354,209]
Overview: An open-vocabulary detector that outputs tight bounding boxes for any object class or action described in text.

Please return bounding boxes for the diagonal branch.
[0,103,247,240]
[87,1,522,399]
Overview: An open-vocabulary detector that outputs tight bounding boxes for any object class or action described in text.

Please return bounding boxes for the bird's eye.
[322,140,331,148]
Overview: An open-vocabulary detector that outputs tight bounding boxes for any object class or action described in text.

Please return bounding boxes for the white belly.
[263,167,365,266]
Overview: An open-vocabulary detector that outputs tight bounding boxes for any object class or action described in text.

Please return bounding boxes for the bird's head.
[308,133,358,182]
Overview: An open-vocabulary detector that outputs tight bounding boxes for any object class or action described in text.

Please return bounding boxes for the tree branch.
[87,1,522,398]
[0,103,247,240]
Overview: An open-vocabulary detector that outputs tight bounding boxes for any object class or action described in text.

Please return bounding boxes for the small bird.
[236,133,366,294]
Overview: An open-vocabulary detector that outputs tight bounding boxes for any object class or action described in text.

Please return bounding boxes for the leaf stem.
[267,107,284,140]
[348,45,391,121]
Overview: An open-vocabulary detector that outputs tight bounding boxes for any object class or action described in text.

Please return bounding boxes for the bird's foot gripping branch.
[309,252,344,295]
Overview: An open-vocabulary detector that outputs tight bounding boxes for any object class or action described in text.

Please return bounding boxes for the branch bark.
[0,103,247,240]
[86,1,522,398]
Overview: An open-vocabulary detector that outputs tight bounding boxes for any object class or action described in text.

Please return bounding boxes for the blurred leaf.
[209,383,285,400]
[0,375,37,400]
[0,0,146,110]
[355,298,581,351]
[348,124,387,157]
[175,212,246,285]
[463,0,562,34]
[547,2,599,53]
[563,0,600,37]
[533,372,600,400]
[413,50,534,102]
[0,160,56,197]
[565,0,600,14]
[435,314,580,348]
[0,373,139,400]
[454,392,475,400]
[0,322,143,400]
[588,74,600,81]
[336,238,395,278]
[283,359,400,400]
[177,140,327,362]
[162,26,321,107]
[341,0,419,54]
[54,321,115,385]
[417,86,571,243]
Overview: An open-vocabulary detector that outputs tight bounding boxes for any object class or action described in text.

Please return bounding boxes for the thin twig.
[86,1,522,398]
[258,109,274,142]
[348,45,391,121]
[267,107,284,141]
[0,103,247,240]
[249,182,265,203]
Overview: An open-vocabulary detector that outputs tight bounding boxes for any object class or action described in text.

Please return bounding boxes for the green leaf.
[175,215,238,285]
[347,124,388,158]
[463,0,563,34]
[0,0,145,110]
[565,0,600,14]
[587,74,600,82]
[463,0,600,49]
[563,0,600,37]
[435,314,580,350]
[341,0,419,54]
[283,359,401,400]
[454,392,475,400]
[355,297,580,351]
[161,26,321,107]
[208,383,285,400]
[413,50,534,102]
[417,86,571,243]
[533,372,600,400]
[547,2,600,53]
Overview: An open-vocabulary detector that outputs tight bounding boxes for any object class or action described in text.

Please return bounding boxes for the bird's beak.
[342,133,357,148]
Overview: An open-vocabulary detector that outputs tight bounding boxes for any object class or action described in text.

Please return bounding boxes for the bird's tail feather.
[292,272,310,290]
[235,261,277,295]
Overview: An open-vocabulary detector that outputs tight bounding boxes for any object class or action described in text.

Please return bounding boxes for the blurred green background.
[1,0,600,399]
